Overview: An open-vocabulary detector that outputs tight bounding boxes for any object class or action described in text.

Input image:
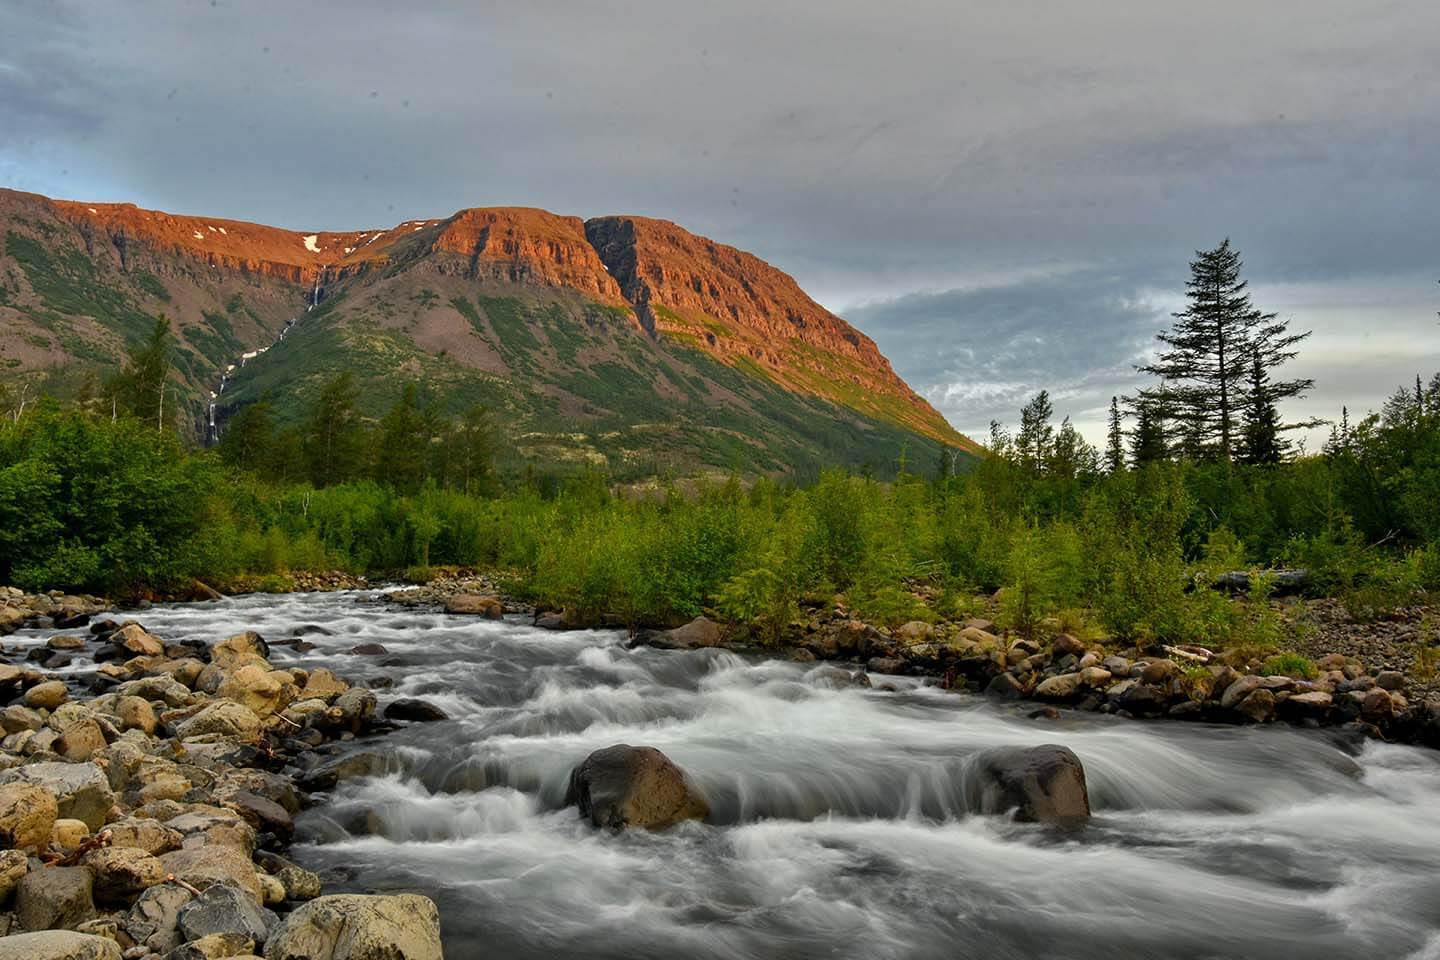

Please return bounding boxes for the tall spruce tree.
[108,316,174,431]
[1130,400,1169,465]
[1237,311,1316,463]
[1015,390,1054,474]
[1104,396,1125,473]
[1139,240,1305,461]
[374,384,429,493]
[303,372,365,487]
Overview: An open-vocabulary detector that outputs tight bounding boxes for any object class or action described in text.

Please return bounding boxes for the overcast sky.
[3,0,1437,445]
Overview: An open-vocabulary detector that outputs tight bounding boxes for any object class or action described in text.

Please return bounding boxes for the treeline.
[218,375,495,495]
[1,368,1436,648]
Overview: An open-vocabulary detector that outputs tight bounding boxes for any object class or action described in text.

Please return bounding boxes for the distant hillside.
[0,188,980,477]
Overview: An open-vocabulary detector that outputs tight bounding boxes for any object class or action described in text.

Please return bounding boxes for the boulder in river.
[444,594,503,618]
[565,744,709,830]
[966,744,1091,824]
[263,893,442,960]
[383,699,449,723]
[652,616,725,650]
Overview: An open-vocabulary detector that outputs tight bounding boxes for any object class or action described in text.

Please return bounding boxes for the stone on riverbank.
[263,893,443,960]
[967,744,1091,824]
[0,780,59,851]
[16,864,96,931]
[652,616,725,650]
[0,931,122,960]
[0,762,113,832]
[565,744,709,830]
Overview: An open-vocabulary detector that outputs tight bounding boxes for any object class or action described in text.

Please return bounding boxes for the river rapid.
[55,591,1440,959]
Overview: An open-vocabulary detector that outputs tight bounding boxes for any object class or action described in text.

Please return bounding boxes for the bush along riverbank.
[0,601,444,959]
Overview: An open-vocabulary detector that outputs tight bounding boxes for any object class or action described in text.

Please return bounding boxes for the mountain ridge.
[0,187,980,475]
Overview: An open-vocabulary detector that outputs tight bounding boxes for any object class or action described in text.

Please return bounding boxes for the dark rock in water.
[52,610,91,629]
[293,624,335,637]
[348,643,388,656]
[985,673,1027,699]
[565,744,709,830]
[300,751,393,791]
[226,790,294,842]
[808,665,871,689]
[867,656,906,675]
[534,611,568,630]
[177,881,270,943]
[292,641,317,654]
[966,744,1091,824]
[1117,681,1171,717]
[384,699,449,723]
[1027,707,1062,721]
[88,619,119,636]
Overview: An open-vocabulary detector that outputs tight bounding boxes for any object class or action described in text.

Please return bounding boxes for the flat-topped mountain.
[0,188,978,476]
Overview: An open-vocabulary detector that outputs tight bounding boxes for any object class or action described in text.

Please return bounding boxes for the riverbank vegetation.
[1,241,1436,654]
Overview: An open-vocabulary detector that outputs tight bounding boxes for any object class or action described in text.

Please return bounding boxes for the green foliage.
[133,271,171,302]
[1260,652,1318,679]
[0,405,218,593]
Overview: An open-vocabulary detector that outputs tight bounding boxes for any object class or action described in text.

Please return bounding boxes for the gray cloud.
[2,0,1437,439]
[849,265,1170,441]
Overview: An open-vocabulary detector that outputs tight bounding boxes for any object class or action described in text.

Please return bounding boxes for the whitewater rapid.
[42,591,1440,959]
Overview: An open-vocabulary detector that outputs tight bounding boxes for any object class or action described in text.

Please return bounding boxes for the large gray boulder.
[564,744,709,830]
[263,894,442,960]
[177,881,271,944]
[0,930,122,960]
[0,763,113,832]
[965,744,1091,824]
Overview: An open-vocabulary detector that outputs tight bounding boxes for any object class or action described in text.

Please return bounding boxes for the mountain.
[0,187,980,477]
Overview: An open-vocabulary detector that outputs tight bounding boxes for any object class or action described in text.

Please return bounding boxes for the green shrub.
[1260,652,1318,679]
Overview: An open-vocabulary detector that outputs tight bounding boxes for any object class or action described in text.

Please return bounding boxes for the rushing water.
[17,591,1440,959]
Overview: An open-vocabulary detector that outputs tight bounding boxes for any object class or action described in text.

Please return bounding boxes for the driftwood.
[1210,569,1309,595]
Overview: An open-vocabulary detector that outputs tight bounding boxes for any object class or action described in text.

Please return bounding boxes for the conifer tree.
[1015,390,1054,474]
[375,384,429,493]
[1104,396,1125,474]
[1130,401,1169,465]
[1139,240,1308,462]
[303,372,364,487]
[108,316,174,431]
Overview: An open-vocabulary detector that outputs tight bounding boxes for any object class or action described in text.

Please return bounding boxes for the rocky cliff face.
[430,208,628,305]
[584,216,966,447]
[0,187,977,466]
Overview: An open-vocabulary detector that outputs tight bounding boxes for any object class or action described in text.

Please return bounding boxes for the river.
[29,590,1440,959]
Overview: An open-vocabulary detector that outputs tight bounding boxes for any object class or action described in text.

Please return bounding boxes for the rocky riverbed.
[635,606,1440,750]
[0,589,443,960]
[5,583,1440,959]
